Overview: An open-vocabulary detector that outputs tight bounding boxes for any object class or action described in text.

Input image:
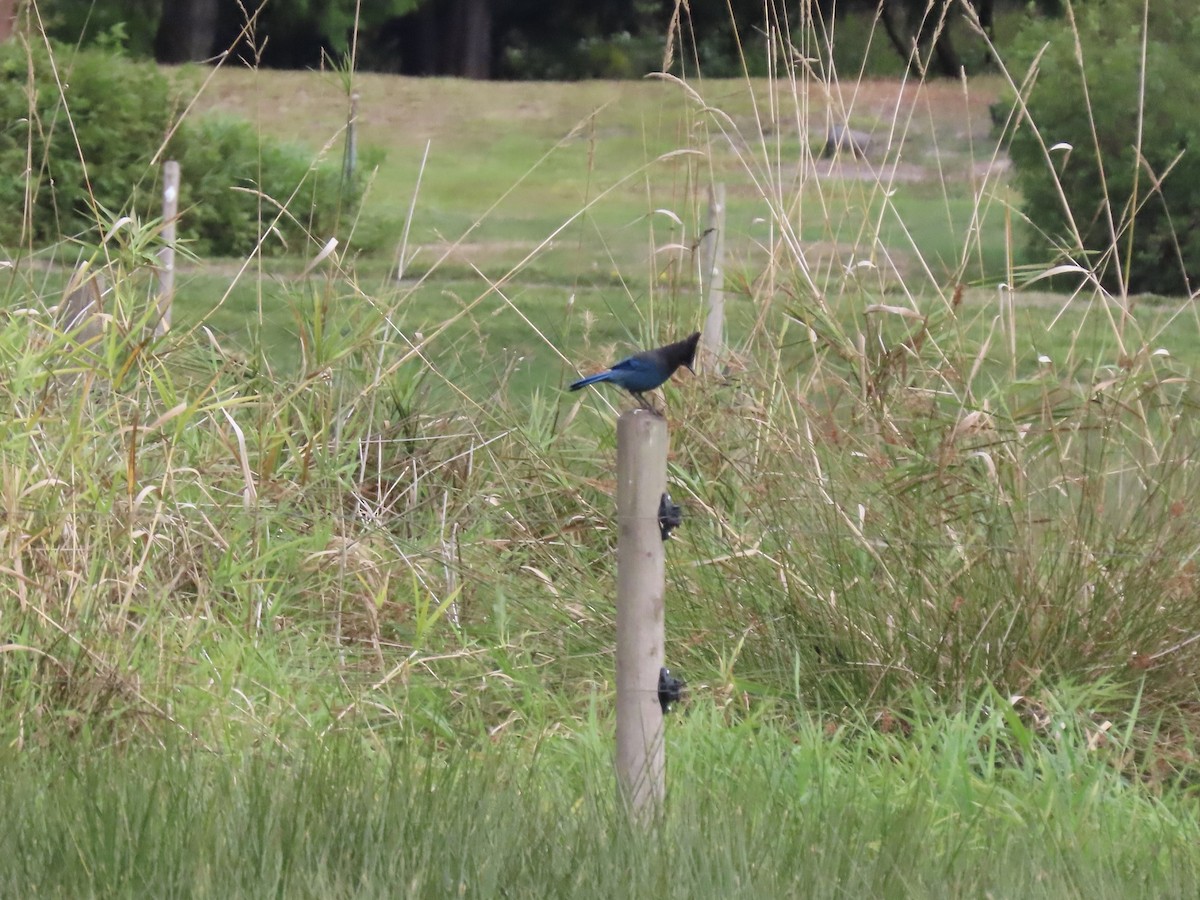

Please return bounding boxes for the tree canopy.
[35,0,1069,79]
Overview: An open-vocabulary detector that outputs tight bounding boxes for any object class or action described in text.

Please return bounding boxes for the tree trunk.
[973,0,995,40]
[459,0,491,79]
[440,0,491,78]
[965,0,998,68]
[155,0,220,63]
[878,0,963,78]
[877,0,914,67]
[917,5,962,77]
[0,0,16,43]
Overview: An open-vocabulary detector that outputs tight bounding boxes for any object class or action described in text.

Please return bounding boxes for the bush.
[0,40,357,256]
[170,117,355,257]
[43,5,159,58]
[0,40,172,246]
[1006,1,1200,295]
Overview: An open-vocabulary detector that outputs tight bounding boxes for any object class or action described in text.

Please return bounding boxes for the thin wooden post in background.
[155,160,180,337]
[343,90,359,185]
[699,182,726,370]
[615,408,667,821]
[59,263,105,346]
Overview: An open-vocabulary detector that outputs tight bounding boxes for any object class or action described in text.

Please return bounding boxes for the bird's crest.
[664,331,701,373]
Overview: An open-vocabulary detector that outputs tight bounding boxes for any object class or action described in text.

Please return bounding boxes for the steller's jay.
[569,332,700,410]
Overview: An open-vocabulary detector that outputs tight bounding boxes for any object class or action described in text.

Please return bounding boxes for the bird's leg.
[634,392,663,417]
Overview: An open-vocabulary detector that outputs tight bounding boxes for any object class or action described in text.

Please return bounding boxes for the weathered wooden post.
[59,263,105,346]
[615,408,667,820]
[699,182,726,370]
[155,160,180,337]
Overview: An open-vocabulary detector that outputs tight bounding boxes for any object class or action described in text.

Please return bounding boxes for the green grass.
[5,705,1199,898]
[155,263,1200,402]
[172,68,1017,320]
[148,67,1193,402]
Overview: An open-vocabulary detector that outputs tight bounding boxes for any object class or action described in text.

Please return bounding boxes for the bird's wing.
[610,355,653,373]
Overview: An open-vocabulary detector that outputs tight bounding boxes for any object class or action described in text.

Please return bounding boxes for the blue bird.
[569,332,700,410]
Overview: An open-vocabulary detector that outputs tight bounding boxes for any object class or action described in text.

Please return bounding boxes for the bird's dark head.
[672,331,701,374]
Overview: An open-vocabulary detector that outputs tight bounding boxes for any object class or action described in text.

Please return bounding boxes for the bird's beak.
[685,362,696,375]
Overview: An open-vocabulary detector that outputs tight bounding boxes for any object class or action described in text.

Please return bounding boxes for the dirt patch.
[811,153,1010,184]
[813,159,927,182]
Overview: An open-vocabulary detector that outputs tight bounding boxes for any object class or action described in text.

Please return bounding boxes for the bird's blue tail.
[569,370,613,391]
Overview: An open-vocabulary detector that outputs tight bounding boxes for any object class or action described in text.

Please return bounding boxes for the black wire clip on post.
[658,491,682,541]
[658,667,686,715]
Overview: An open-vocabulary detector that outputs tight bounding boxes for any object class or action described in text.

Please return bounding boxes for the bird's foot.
[633,394,664,417]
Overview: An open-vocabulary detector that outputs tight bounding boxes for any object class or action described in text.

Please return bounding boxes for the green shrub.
[1006,1,1200,295]
[43,6,159,58]
[0,40,357,256]
[0,40,172,246]
[170,116,355,257]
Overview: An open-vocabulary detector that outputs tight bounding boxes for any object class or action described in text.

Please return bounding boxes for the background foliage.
[0,39,171,246]
[0,40,355,255]
[40,0,1046,79]
[1005,0,1200,295]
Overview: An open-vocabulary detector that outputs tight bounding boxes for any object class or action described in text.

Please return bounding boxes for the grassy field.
[100,67,1189,405]
[5,710,1200,898]
[4,21,1200,896]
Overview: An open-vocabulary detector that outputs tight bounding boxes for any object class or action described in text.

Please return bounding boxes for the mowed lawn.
[160,68,1200,401]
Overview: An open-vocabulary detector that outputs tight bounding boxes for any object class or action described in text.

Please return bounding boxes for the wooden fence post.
[699,182,726,370]
[155,160,180,337]
[615,408,667,821]
[59,263,105,346]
